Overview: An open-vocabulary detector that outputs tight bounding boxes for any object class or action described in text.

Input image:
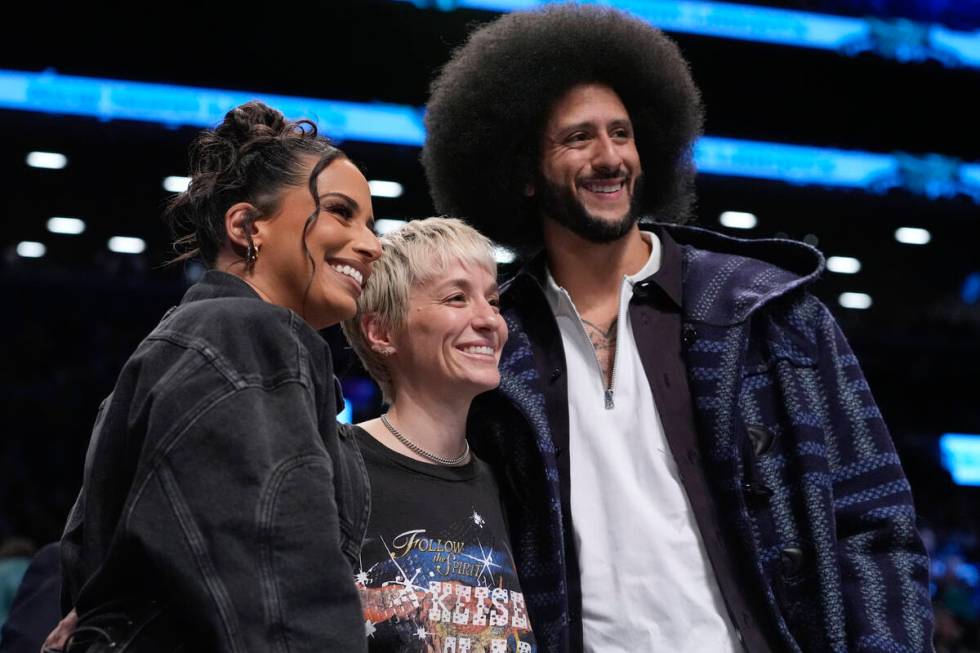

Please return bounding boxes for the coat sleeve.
[120,380,366,653]
[811,298,934,652]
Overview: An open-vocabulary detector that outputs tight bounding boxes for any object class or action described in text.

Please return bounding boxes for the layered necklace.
[380,413,470,466]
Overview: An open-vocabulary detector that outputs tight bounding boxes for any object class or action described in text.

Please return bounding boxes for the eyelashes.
[444,293,501,308]
[323,203,354,219]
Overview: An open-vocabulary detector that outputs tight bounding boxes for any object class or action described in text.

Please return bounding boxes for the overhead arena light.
[47,217,86,235]
[16,241,46,258]
[108,236,146,254]
[895,227,931,245]
[374,219,408,235]
[368,180,404,199]
[494,245,517,264]
[838,292,872,310]
[718,211,757,229]
[26,151,67,169]
[826,256,861,274]
[163,176,191,193]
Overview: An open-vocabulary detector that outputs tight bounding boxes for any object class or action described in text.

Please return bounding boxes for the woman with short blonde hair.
[341,217,537,652]
[343,217,498,403]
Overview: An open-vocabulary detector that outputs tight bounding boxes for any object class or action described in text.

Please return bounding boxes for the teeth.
[332,264,363,286]
[462,345,494,356]
[584,182,623,193]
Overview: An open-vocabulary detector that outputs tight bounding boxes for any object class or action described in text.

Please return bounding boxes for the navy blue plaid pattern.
[469,226,933,652]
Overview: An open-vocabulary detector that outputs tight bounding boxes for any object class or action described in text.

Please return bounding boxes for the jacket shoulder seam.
[123,379,317,523]
[146,323,308,390]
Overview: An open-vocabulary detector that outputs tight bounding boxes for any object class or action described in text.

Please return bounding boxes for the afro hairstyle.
[422,4,705,251]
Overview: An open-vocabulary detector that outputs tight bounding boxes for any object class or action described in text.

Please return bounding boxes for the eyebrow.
[319,192,374,228]
[438,277,500,294]
[319,192,359,212]
[555,118,633,135]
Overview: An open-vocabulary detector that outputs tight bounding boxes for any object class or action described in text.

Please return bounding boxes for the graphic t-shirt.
[351,425,537,653]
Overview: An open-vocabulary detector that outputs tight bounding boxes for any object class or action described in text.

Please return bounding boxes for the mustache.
[580,169,628,181]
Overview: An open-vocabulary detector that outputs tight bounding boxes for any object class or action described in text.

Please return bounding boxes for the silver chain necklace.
[380,413,470,466]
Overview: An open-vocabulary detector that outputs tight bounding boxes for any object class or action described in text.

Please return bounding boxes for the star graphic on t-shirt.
[471,510,485,527]
[461,540,501,583]
[354,570,370,586]
[365,620,377,638]
[416,626,429,640]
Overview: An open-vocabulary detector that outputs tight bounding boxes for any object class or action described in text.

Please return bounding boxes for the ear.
[524,181,535,197]
[361,312,397,356]
[224,202,261,252]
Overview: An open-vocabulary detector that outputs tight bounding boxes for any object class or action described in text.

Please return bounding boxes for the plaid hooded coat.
[468,225,933,653]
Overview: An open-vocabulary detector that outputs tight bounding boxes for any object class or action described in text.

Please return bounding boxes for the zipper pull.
[605,388,614,410]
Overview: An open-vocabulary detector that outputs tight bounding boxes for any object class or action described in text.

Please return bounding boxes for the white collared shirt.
[544,231,740,652]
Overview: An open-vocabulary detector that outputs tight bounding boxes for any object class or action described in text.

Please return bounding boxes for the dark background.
[1,0,978,643]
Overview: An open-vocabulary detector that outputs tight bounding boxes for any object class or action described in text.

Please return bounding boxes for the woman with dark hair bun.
[51,100,381,652]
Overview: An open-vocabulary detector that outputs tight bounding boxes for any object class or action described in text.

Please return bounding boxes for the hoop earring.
[241,213,260,270]
[245,239,259,269]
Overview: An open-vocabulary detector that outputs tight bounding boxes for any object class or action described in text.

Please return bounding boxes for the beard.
[536,172,645,244]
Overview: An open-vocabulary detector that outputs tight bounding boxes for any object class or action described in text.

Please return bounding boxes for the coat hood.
[660,224,825,327]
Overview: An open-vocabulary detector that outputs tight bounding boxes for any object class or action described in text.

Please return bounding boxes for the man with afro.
[423,5,932,653]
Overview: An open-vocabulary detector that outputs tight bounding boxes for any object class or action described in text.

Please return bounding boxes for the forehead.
[314,157,371,202]
[412,257,497,294]
[544,83,632,131]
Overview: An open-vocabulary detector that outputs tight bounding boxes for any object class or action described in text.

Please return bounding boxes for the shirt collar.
[543,262,576,318]
[539,227,682,316]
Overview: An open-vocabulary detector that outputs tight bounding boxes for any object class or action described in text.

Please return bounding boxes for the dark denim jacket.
[61,271,371,652]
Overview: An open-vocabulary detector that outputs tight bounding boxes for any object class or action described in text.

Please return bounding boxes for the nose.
[354,223,382,263]
[592,133,623,173]
[472,297,506,340]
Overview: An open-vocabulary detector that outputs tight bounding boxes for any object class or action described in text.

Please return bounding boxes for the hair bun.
[188,100,287,177]
[217,100,288,145]
[166,100,340,266]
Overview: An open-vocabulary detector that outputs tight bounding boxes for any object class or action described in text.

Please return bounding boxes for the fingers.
[41,608,78,652]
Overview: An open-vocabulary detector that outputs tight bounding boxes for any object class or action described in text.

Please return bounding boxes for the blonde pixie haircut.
[341,217,498,403]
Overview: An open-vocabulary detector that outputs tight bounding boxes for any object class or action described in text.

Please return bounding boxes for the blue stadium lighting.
[396,0,980,69]
[940,434,980,487]
[962,163,980,189]
[2,69,978,203]
[0,69,425,147]
[932,558,980,588]
[696,137,893,188]
[960,563,980,588]
[962,272,980,305]
[338,398,353,425]
[696,138,980,201]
